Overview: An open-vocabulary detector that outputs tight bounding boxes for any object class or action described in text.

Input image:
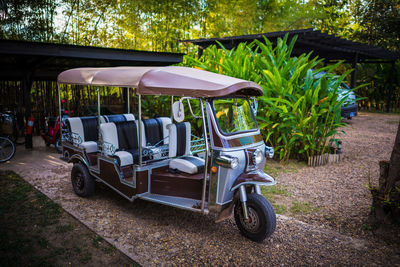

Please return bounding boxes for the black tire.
[0,137,16,163]
[234,193,276,242]
[55,135,62,154]
[71,162,95,197]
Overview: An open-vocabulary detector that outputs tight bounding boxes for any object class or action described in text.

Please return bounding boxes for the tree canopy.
[1,0,398,53]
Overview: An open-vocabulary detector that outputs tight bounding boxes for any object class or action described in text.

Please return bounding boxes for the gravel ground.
[1,112,399,266]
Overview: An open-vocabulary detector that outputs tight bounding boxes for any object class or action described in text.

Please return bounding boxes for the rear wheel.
[0,137,16,163]
[234,193,276,242]
[71,162,95,197]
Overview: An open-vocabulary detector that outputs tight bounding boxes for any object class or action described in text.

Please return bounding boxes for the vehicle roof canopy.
[57,66,263,97]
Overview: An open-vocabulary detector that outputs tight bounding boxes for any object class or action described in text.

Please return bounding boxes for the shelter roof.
[180,28,399,62]
[0,40,184,81]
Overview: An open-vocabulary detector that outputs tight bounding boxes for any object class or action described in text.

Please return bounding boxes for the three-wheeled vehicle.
[57,66,277,242]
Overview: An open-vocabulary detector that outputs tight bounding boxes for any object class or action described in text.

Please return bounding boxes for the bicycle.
[0,136,15,162]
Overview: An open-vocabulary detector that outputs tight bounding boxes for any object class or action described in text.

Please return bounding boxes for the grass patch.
[272,204,287,214]
[56,223,74,233]
[0,170,134,266]
[264,159,306,176]
[262,184,290,197]
[290,200,315,214]
[262,185,291,215]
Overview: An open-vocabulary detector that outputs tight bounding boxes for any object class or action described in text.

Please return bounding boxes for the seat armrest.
[67,132,83,145]
[101,141,116,155]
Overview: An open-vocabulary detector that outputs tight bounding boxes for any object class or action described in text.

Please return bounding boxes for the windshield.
[213,98,258,135]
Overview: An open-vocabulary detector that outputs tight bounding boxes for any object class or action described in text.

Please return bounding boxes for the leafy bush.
[182,35,352,162]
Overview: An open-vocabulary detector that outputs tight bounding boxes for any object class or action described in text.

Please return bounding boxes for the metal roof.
[180,28,399,62]
[0,40,184,81]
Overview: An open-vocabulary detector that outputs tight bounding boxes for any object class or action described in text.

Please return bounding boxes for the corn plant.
[181,34,353,162]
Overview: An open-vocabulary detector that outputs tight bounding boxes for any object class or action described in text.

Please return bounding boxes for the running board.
[138,193,208,214]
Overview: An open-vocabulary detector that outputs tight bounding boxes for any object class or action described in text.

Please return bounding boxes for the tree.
[371,120,400,224]
[0,0,59,42]
[353,0,400,51]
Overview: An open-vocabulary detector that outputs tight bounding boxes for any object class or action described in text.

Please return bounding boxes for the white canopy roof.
[57,66,263,97]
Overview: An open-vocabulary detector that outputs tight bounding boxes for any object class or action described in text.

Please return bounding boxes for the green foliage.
[182,35,351,161]
[356,61,400,111]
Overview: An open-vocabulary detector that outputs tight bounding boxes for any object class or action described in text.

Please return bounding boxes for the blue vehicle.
[338,83,358,119]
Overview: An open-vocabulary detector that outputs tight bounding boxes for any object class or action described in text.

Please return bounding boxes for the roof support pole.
[386,61,396,113]
[138,94,142,166]
[350,53,359,89]
[23,71,33,149]
[58,84,62,142]
[170,96,174,121]
[127,88,130,114]
[200,98,209,214]
[97,87,101,143]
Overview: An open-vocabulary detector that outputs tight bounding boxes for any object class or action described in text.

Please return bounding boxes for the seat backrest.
[115,121,138,151]
[103,114,135,123]
[100,122,119,154]
[66,116,98,142]
[100,121,139,154]
[168,122,191,158]
[143,117,171,146]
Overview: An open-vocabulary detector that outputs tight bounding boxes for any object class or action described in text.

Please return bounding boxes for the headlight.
[230,157,239,169]
[265,146,274,159]
[215,155,239,169]
[252,149,263,164]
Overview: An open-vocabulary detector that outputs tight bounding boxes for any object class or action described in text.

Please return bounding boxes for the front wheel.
[234,193,276,242]
[71,162,95,197]
[0,137,16,163]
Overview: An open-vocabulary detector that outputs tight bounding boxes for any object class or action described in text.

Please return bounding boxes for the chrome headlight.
[252,149,263,164]
[215,155,239,169]
[265,146,274,159]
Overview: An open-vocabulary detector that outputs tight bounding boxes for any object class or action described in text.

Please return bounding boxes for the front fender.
[230,170,276,191]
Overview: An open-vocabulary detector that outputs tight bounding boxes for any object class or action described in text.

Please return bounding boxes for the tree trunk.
[372,119,400,224]
[384,120,400,195]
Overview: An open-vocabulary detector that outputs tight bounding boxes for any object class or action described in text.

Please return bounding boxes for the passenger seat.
[168,122,205,174]
[100,121,140,166]
[65,116,100,153]
[103,114,135,122]
[143,117,171,146]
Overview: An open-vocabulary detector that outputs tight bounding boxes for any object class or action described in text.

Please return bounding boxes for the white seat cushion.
[158,117,171,144]
[169,156,205,174]
[67,117,84,145]
[115,151,133,166]
[169,122,191,158]
[136,120,146,147]
[80,141,98,153]
[100,122,119,154]
[123,114,135,121]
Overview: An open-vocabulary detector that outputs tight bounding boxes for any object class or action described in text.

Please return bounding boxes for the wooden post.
[22,71,33,149]
[386,61,396,113]
[350,53,359,89]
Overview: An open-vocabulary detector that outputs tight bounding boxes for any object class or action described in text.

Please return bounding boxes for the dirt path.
[1,112,399,266]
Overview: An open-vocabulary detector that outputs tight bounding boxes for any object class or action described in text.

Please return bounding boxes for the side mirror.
[172,101,185,122]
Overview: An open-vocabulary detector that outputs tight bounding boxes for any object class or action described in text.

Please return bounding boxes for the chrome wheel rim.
[73,172,84,191]
[240,206,260,233]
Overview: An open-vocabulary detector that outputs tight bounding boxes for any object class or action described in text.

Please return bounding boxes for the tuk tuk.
[57,66,277,242]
